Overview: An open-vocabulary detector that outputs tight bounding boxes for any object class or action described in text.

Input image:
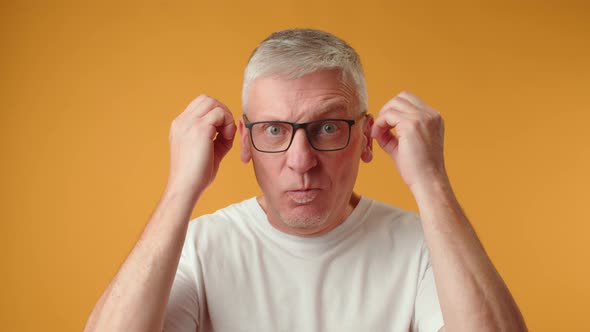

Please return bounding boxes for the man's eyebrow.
[250,101,351,121]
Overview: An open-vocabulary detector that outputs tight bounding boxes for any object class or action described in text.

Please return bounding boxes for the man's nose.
[285,128,318,173]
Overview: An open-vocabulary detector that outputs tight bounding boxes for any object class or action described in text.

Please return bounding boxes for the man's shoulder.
[361,196,425,241]
[362,196,420,223]
[191,197,259,223]
[185,197,261,238]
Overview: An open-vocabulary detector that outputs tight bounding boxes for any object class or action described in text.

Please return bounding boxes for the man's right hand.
[166,94,237,200]
[83,94,235,332]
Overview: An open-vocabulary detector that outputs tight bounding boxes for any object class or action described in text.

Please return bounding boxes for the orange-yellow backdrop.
[2,0,589,331]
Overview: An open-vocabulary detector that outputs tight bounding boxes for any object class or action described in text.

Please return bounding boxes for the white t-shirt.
[164,196,444,332]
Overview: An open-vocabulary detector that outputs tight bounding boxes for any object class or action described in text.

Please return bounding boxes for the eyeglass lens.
[250,119,351,152]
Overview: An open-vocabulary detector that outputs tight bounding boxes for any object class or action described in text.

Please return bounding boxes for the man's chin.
[279,203,329,229]
[279,212,326,230]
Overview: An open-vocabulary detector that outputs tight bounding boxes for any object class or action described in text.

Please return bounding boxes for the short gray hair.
[242,28,368,114]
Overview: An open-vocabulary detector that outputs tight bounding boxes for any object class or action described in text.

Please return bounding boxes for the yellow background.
[2,0,589,330]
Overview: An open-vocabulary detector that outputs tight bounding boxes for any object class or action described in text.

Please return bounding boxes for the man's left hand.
[371,91,447,190]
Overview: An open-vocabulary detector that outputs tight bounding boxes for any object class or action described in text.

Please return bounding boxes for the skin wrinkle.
[249,101,351,123]
[244,67,363,115]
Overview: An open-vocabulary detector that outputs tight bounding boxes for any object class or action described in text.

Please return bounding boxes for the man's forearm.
[84,187,198,332]
[411,176,527,332]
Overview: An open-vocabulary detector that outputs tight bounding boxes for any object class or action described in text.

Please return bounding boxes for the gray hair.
[242,28,368,114]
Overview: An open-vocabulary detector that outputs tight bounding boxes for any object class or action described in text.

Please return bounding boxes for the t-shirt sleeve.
[412,241,445,332]
[163,224,202,332]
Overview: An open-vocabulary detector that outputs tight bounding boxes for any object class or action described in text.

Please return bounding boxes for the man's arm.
[83,95,236,332]
[372,91,526,331]
[84,188,196,332]
[412,176,527,331]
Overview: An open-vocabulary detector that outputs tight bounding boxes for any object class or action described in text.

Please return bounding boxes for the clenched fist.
[371,91,446,190]
[166,94,237,201]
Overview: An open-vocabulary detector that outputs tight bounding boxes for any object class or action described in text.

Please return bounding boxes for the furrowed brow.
[312,101,350,117]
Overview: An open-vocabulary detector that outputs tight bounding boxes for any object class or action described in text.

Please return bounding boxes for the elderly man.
[84,29,527,331]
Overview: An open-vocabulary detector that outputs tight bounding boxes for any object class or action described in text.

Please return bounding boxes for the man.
[84,29,527,331]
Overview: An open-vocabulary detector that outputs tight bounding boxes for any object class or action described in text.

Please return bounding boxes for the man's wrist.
[162,182,202,209]
[409,173,460,216]
[409,169,451,197]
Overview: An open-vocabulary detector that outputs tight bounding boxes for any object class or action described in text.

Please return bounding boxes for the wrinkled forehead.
[245,70,359,121]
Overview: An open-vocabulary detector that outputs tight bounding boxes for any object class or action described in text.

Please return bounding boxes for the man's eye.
[321,122,338,134]
[265,125,283,136]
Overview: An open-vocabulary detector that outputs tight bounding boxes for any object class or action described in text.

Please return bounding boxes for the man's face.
[239,69,373,237]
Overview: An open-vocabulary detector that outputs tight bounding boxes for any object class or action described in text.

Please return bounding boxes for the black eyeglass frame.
[243,113,367,153]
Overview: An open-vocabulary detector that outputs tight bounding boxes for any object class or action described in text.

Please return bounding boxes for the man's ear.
[238,116,252,163]
[361,113,373,163]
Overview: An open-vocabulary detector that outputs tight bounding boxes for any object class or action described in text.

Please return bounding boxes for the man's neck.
[256,192,361,238]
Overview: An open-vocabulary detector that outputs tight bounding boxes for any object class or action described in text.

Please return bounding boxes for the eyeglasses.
[243,113,367,153]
